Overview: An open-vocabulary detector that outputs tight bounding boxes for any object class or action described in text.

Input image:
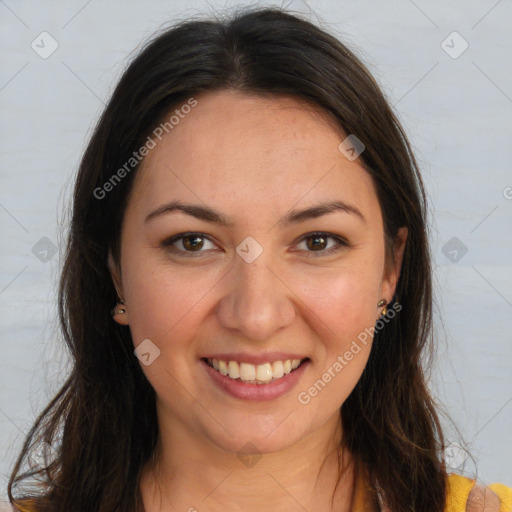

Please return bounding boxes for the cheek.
[294,268,379,409]
[122,253,223,347]
[122,259,223,401]
[296,261,382,343]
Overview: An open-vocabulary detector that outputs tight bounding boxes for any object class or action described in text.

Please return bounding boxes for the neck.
[139,411,357,512]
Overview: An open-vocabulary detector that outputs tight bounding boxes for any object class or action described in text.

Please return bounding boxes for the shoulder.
[446,473,512,512]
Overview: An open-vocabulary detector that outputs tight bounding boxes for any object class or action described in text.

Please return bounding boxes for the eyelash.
[160,231,349,258]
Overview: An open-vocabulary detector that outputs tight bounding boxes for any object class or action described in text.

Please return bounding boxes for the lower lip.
[202,359,310,401]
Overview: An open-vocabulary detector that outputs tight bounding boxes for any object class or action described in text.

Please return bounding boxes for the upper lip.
[201,352,309,365]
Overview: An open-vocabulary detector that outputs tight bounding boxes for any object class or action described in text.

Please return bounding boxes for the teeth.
[256,362,273,382]
[272,360,284,379]
[208,357,305,384]
[228,361,239,379]
[239,362,256,381]
[218,360,229,376]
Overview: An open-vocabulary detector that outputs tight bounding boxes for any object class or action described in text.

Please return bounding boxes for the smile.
[204,357,308,384]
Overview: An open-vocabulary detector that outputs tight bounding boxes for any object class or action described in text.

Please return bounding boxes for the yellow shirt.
[351,470,512,512]
[445,474,512,512]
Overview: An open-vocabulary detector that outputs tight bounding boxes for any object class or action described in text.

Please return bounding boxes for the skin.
[109,90,407,511]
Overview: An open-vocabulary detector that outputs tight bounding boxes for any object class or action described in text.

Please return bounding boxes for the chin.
[221,413,317,455]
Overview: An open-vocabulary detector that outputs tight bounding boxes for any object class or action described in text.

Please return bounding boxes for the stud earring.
[111,300,126,317]
[377,299,388,316]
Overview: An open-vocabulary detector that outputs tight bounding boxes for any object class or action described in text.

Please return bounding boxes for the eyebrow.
[144,199,366,226]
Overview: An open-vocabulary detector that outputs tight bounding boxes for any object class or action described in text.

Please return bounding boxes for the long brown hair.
[8,6,447,511]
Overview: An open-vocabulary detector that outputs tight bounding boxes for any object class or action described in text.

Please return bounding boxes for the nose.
[216,250,296,342]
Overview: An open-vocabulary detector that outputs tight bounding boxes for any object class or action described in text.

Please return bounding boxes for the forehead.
[128,90,379,225]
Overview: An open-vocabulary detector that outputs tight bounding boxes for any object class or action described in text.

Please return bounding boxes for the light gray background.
[1,0,511,498]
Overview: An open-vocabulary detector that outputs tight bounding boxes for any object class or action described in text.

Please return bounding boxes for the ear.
[108,249,129,325]
[380,227,408,304]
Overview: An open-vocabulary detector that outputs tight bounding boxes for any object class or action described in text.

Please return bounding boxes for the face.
[109,90,406,455]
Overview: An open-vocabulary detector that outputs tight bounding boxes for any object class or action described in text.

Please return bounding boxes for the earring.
[111,299,126,317]
[377,299,388,316]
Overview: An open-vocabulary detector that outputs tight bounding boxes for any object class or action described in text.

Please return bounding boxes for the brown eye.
[182,235,205,251]
[306,234,328,251]
[295,232,348,257]
[161,232,217,256]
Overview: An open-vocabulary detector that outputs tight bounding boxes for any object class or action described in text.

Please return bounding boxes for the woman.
[6,7,511,512]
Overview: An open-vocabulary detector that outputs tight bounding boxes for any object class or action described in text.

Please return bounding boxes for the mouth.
[201,357,310,385]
